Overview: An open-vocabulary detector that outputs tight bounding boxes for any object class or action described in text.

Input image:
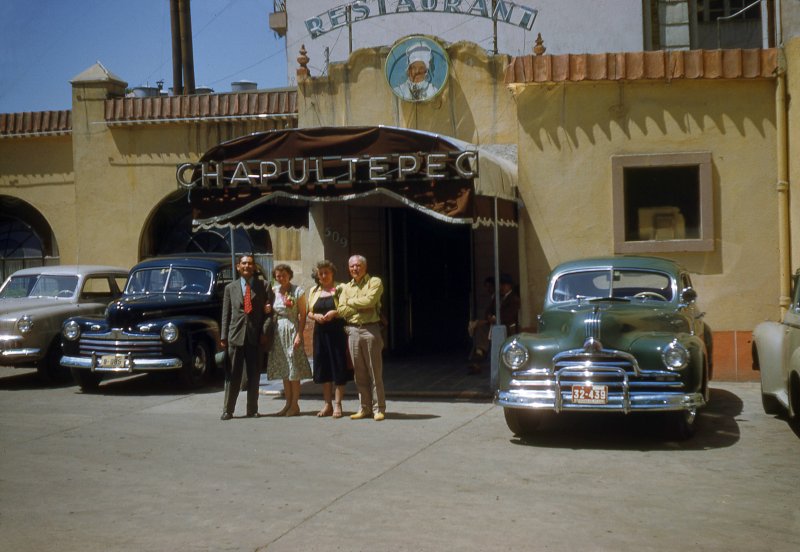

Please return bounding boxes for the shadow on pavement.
[0,369,76,390]
[74,372,221,396]
[508,387,742,451]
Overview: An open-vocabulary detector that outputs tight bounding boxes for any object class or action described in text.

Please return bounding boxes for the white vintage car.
[752,270,800,420]
[0,265,128,383]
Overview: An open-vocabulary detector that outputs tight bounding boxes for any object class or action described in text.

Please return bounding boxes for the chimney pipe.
[169,0,183,95]
[179,0,196,95]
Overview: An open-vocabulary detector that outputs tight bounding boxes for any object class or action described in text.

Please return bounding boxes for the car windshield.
[552,269,673,302]
[0,274,79,299]
[125,266,213,295]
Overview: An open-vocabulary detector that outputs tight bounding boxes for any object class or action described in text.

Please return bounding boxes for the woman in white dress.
[266,264,312,416]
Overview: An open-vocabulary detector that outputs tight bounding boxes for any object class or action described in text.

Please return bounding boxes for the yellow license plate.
[571,385,608,405]
[99,354,126,369]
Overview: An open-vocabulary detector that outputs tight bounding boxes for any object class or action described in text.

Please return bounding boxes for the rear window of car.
[552,269,673,302]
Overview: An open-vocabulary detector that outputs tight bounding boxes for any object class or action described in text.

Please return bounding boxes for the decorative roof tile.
[104,90,298,125]
[0,110,72,137]
[505,49,778,84]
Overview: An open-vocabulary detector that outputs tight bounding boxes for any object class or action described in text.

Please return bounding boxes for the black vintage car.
[60,255,250,391]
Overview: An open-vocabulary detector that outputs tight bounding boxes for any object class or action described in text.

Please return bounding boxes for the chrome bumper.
[0,348,43,362]
[60,354,183,372]
[496,388,705,413]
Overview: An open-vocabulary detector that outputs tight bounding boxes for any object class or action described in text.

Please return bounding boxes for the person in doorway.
[307,260,351,418]
[220,254,275,420]
[468,273,520,375]
[337,255,386,421]
[267,264,312,416]
[468,276,495,373]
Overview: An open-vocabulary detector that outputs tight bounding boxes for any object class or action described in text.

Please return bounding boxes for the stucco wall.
[512,77,779,330]
[0,135,75,259]
[297,41,517,144]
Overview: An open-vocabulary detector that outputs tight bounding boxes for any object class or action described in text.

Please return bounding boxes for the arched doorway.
[140,190,273,264]
[0,196,59,281]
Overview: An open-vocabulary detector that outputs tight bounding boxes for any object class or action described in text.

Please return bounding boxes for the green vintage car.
[495,256,712,439]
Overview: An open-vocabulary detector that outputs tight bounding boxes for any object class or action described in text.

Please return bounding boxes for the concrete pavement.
[1,367,799,552]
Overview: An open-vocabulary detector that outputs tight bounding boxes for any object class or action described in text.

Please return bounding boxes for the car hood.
[106,294,218,328]
[541,301,692,349]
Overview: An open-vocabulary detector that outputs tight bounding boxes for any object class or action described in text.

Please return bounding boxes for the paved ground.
[1,365,799,552]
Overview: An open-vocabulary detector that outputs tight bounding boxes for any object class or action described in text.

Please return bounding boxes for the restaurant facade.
[1,2,799,380]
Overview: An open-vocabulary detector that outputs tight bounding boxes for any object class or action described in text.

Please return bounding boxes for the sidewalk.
[260,351,493,400]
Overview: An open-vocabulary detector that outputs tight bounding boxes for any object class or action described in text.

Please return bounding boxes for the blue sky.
[0,0,288,114]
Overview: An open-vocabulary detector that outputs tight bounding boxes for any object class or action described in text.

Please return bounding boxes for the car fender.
[753,320,788,399]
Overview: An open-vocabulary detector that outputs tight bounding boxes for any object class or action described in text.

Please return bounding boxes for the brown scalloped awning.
[189,126,517,230]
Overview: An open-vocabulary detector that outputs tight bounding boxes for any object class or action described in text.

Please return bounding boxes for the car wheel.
[669,408,697,440]
[71,368,101,392]
[181,340,211,387]
[36,338,72,385]
[503,408,543,437]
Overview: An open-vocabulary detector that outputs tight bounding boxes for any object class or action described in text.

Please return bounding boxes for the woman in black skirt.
[307,260,351,418]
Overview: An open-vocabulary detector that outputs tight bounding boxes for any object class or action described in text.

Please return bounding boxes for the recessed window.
[612,153,714,254]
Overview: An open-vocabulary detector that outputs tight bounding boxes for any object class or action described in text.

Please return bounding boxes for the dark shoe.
[246,412,260,418]
[220,412,233,421]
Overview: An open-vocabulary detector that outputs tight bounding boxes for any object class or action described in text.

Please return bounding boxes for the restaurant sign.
[305,0,538,39]
[176,151,479,190]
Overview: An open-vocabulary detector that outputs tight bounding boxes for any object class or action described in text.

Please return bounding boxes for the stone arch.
[139,190,273,261]
[0,196,59,281]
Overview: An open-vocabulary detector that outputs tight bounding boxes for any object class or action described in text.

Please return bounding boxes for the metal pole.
[347,5,353,55]
[229,224,236,275]
[490,196,506,390]
[169,0,183,95]
[492,0,498,54]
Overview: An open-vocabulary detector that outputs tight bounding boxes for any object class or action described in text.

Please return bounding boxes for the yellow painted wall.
[512,78,778,330]
[298,40,517,145]
[0,135,75,259]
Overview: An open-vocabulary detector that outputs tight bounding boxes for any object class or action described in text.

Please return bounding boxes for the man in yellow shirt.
[337,254,386,421]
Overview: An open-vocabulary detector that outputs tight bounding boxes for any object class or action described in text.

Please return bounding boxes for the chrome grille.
[552,349,683,390]
[78,332,163,358]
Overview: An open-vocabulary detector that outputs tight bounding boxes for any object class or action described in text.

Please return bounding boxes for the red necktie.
[244,281,253,314]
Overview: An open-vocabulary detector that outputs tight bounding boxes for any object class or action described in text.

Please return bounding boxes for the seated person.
[468,274,520,374]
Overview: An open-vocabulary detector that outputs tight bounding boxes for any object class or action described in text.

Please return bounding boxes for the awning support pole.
[490,196,506,390]
[229,224,236,274]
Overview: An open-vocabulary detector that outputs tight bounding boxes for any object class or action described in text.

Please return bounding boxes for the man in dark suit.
[220,254,275,420]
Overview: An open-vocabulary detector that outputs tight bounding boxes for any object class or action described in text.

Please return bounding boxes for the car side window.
[80,276,115,301]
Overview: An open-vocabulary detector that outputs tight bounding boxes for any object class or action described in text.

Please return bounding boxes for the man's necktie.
[244,281,253,314]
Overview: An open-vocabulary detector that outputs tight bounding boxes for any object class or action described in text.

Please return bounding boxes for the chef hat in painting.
[406,41,432,68]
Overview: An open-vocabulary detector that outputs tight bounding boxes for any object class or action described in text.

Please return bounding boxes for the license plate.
[571,385,608,405]
[99,354,126,369]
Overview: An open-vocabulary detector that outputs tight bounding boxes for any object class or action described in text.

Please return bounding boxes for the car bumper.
[60,354,183,373]
[496,388,705,413]
[0,348,43,363]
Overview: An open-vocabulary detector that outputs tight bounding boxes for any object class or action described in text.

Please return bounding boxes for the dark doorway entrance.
[387,208,472,356]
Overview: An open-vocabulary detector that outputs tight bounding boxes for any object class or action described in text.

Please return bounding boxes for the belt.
[345,321,380,328]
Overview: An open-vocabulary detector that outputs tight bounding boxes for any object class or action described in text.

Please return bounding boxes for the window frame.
[612,152,714,254]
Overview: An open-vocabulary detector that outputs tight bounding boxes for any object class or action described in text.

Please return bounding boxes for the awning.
[187,126,517,230]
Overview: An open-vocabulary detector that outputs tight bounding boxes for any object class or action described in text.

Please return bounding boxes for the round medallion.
[386,36,449,103]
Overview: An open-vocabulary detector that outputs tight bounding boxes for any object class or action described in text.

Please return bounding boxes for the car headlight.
[662,340,689,370]
[501,341,529,369]
[17,315,33,334]
[63,320,81,341]
[161,323,179,343]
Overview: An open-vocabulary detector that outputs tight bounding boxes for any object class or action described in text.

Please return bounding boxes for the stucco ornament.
[386,35,449,102]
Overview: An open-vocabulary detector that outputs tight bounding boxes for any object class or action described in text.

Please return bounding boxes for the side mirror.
[680,287,697,304]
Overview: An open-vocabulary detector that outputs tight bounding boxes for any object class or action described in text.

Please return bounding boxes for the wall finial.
[297,45,310,80]
[533,33,546,56]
